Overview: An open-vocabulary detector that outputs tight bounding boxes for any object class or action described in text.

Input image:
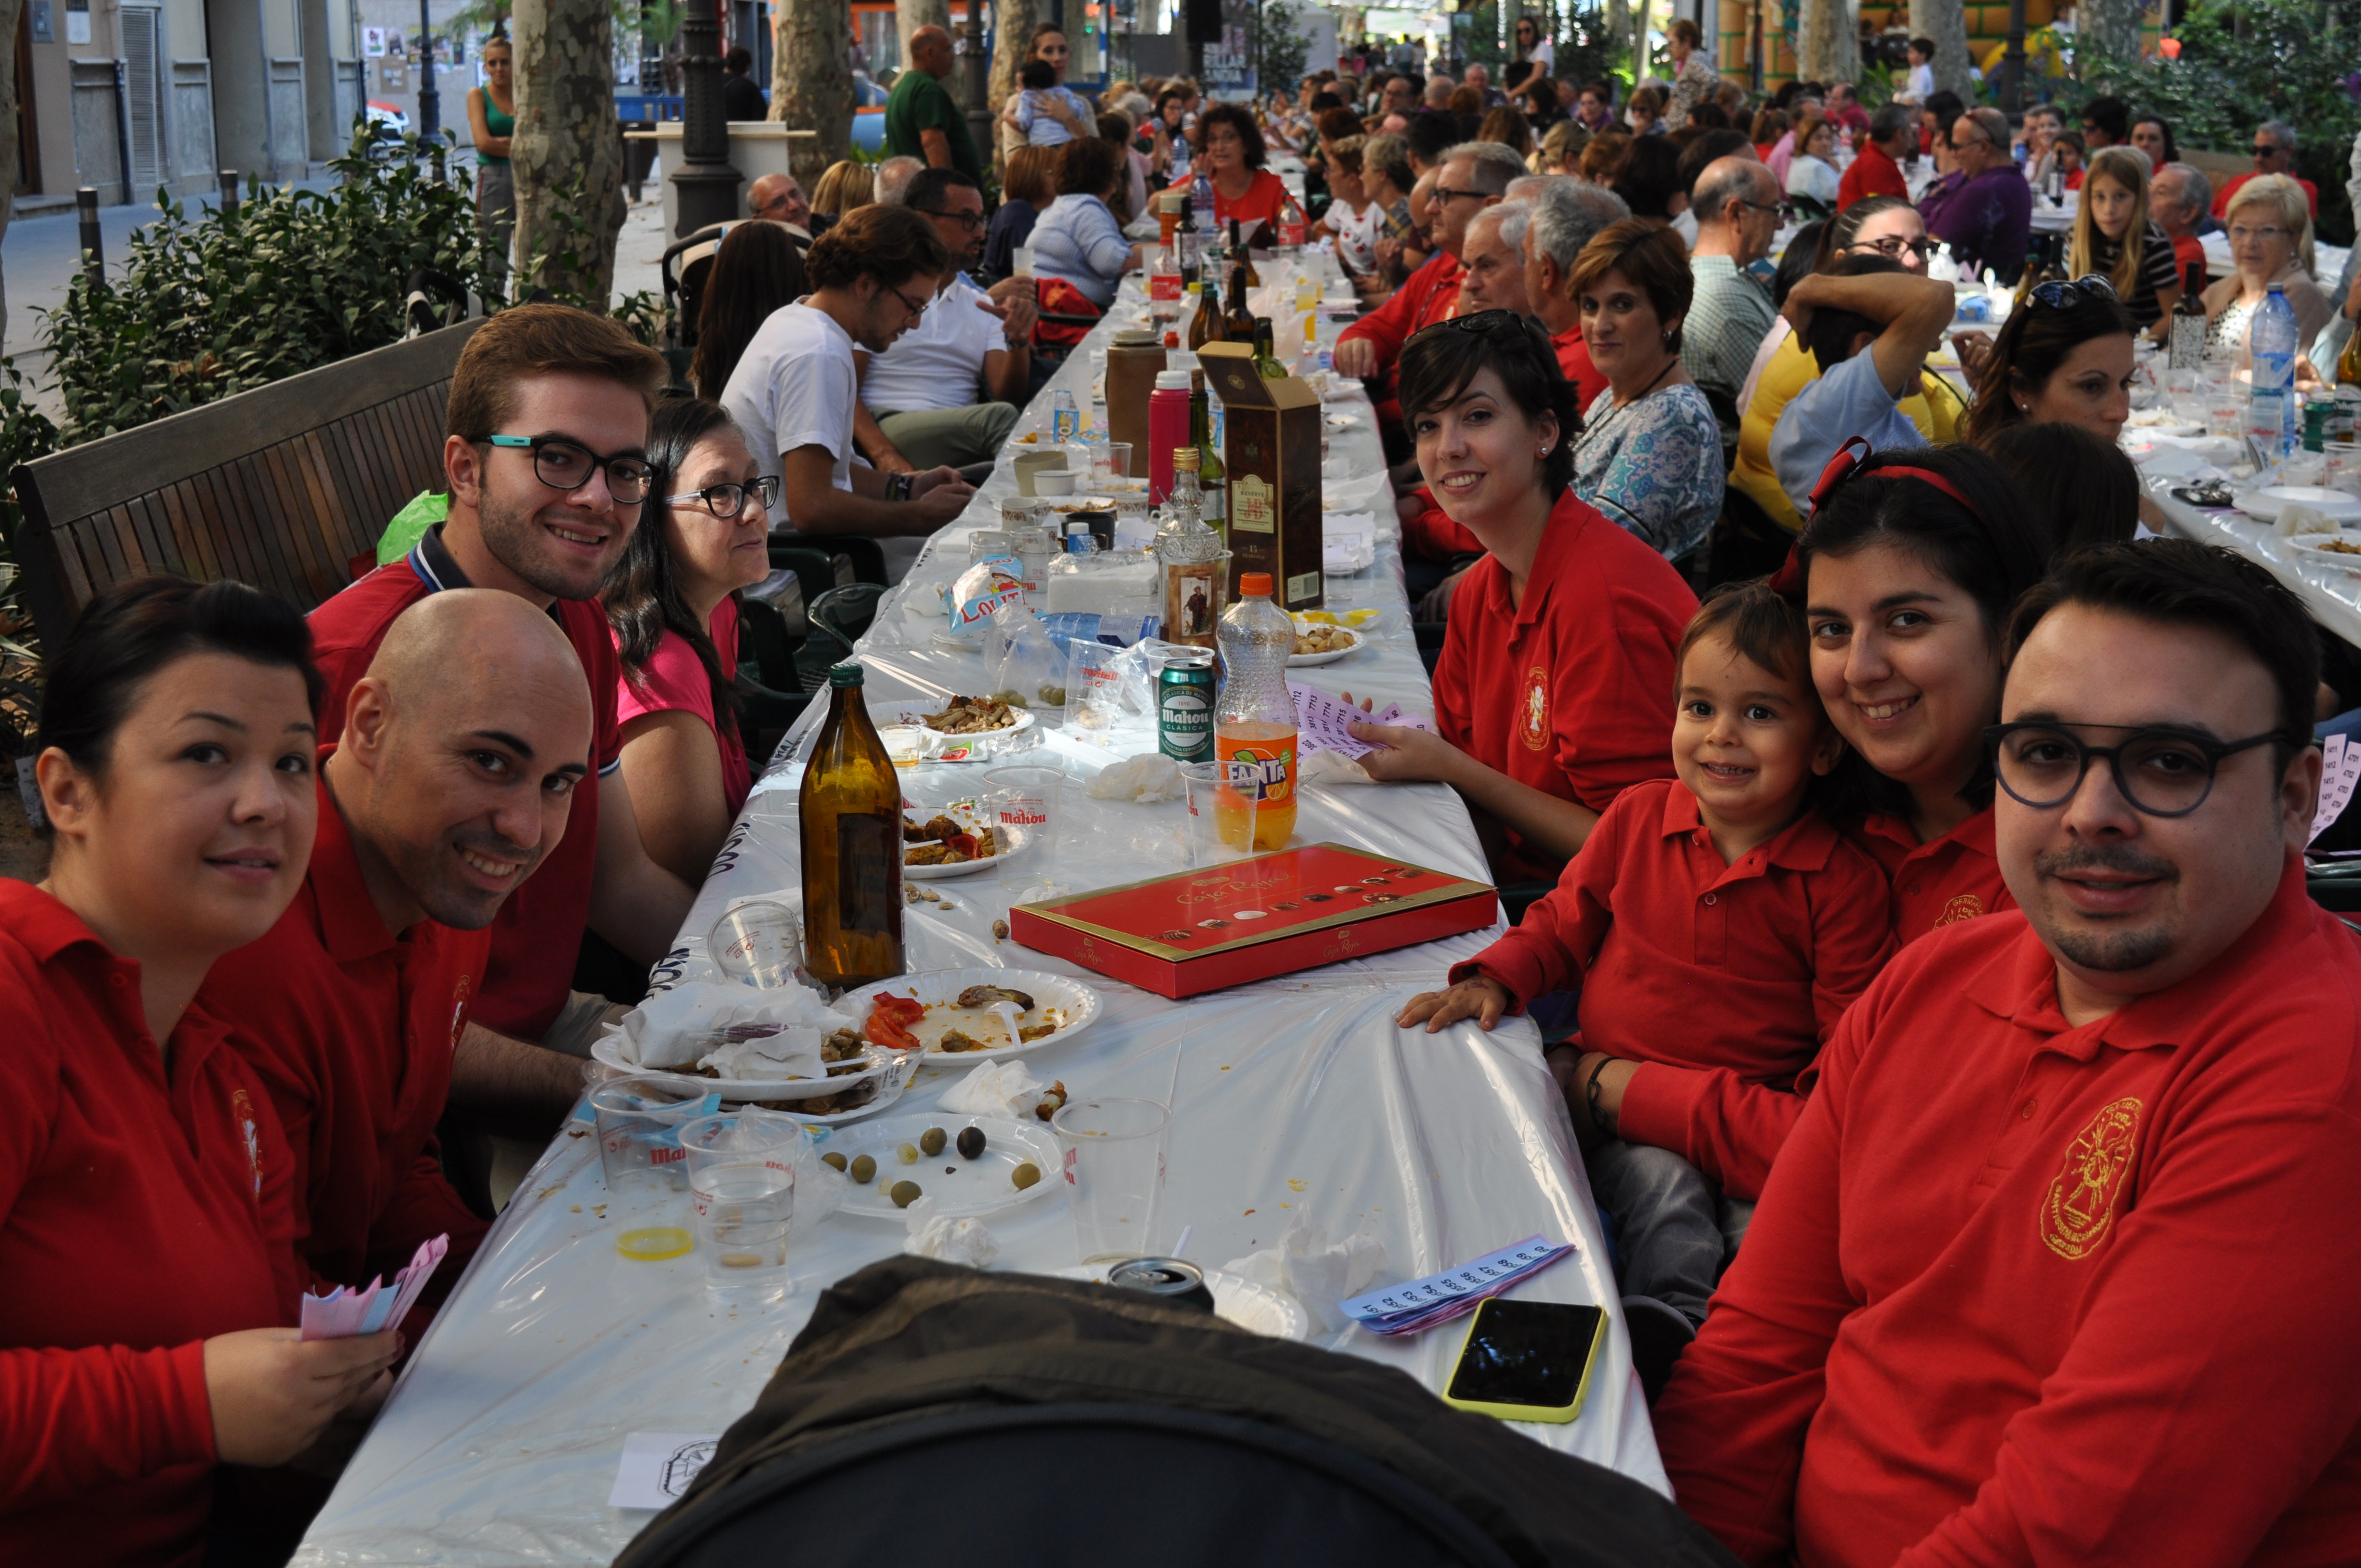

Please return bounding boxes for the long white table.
[2139,445,2361,649]
[291,277,1665,1566]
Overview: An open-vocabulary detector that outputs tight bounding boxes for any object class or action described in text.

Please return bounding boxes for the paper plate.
[826,1113,1063,1219]
[1050,1265,1312,1340]
[2286,534,2361,570]
[586,1038,920,1125]
[902,823,1025,880]
[2235,486,2361,524]
[1287,630,1362,667]
[841,967,1102,1061]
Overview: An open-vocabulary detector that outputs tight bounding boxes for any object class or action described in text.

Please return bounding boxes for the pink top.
[614,597,752,819]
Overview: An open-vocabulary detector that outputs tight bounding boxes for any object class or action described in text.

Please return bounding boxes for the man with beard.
[721,202,977,582]
[307,305,692,1129]
[206,590,591,1314]
[1654,541,2361,1565]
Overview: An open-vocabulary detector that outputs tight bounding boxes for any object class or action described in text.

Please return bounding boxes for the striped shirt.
[1682,255,1776,443]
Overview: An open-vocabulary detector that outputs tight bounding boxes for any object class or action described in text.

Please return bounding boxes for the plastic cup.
[707,899,803,989]
[1051,1097,1171,1264]
[678,1113,801,1305]
[1091,443,1134,488]
[984,764,1065,902]
[591,1075,719,1197]
[2325,441,2361,499]
[1178,760,1256,866]
[2201,375,2244,438]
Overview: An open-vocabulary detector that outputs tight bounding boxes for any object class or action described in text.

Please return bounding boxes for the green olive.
[1011,1162,1042,1191]
[820,1152,847,1172]
[848,1154,877,1184]
[896,1141,920,1164]
[956,1126,987,1160]
[889,1180,923,1208]
[920,1126,948,1156]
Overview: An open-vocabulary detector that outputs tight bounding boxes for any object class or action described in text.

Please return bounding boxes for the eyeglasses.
[2228,224,2289,245]
[484,434,652,504]
[885,281,934,319]
[1738,197,1785,218]
[2252,144,2287,160]
[668,474,781,520]
[2026,273,2119,311]
[1848,234,1933,259]
[1433,186,1490,205]
[919,207,987,231]
[1985,721,2282,818]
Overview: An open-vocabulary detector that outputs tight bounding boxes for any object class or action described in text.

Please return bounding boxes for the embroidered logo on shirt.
[232,1087,264,1199]
[1935,892,1986,927]
[450,973,474,1050]
[2041,1096,2143,1260]
[1519,666,1549,752]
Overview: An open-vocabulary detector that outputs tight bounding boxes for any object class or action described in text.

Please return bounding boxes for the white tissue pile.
[1221,1210,1389,1334]
[607,981,856,1080]
[902,1196,999,1267]
[2276,502,2341,537]
[1086,753,1186,803]
[938,1059,1044,1120]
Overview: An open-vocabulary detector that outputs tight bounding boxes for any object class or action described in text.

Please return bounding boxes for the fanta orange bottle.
[1214,572,1297,851]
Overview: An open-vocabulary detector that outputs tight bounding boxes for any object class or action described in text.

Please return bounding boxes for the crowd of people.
[12,15,2361,1566]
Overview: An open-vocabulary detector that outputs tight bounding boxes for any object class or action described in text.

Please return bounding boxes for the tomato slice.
[864,1013,922,1052]
[872,992,924,1025]
[945,832,980,859]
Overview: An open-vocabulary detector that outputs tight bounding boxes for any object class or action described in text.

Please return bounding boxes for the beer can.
[1157,651,1216,763]
[2304,397,2337,453]
[1106,1255,1216,1312]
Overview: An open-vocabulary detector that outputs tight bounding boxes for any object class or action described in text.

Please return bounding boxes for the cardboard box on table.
[1009,843,1497,999]
[1199,341,1324,611]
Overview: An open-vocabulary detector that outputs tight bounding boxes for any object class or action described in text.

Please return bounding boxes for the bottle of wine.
[2168,260,2209,373]
[799,663,904,989]
[1225,251,1258,343]
[1191,378,1227,538]
[1231,218,1261,289]
[1252,317,1286,378]
[1187,275,1226,352]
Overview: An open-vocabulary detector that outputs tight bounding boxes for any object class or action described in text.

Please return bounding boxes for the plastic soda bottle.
[2250,284,2300,456]
[1050,386,1080,444]
[1213,572,1298,852]
[1192,171,1218,240]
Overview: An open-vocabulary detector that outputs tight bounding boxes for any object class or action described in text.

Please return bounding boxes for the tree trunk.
[896,0,949,71]
[0,0,25,344]
[774,0,851,188]
[512,0,628,304]
[1798,0,1859,84]
[2076,0,2142,63]
[987,0,1042,175]
[1908,0,1976,99]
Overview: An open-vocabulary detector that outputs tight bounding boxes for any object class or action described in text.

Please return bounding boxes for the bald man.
[886,24,984,183]
[748,172,813,233]
[204,590,594,1311]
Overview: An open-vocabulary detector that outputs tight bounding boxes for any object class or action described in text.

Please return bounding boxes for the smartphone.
[1440,1298,1607,1424]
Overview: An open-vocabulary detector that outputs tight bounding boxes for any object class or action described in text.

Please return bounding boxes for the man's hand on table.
[1333,335,1380,379]
[1396,973,1514,1032]
[910,467,977,524]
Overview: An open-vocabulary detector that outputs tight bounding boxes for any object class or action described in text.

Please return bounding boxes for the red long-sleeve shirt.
[0,882,298,1567]
[1337,250,1462,423]
[1654,859,2361,1567]
[1849,805,2016,946]
[203,760,492,1306]
[1453,779,1894,1196]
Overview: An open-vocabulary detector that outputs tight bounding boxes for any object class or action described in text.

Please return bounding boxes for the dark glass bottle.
[1225,251,1257,343]
[2169,260,2209,373]
[799,663,904,988]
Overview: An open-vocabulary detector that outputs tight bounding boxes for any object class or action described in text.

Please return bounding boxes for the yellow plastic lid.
[615,1226,694,1262]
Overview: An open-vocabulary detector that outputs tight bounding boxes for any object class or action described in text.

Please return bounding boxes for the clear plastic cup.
[1052,1097,1171,1264]
[678,1113,801,1305]
[591,1075,719,1196]
[1178,760,1258,866]
[983,764,1065,902]
[2325,441,2361,499]
[1091,443,1134,488]
[707,899,803,989]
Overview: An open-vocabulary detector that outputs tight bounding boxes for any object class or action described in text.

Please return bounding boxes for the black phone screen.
[1445,1299,1603,1408]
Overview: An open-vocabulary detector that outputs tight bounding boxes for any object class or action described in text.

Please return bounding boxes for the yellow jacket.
[1729,334,1967,533]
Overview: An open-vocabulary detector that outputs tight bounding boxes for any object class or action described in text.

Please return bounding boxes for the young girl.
[1397,582,1895,1354]
[2052,129,2086,190]
[2066,144,2184,334]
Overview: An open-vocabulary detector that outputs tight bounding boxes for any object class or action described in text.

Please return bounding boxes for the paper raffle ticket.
[1338,1235,1578,1336]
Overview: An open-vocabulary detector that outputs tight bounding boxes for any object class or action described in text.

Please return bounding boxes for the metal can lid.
[1161,649,1216,668]
[1107,1256,1208,1296]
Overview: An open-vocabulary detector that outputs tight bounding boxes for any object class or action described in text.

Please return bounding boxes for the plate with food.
[823,1112,1063,1219]
[2287,533,2361,569]
[843,968,1102,1061]
[902,810,1019,879]
[1288,623,1361,666]
[2237,486,2361,524]
[589,1028,920,1125]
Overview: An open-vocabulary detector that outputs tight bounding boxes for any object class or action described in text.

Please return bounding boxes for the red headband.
[1771,437,1985,596]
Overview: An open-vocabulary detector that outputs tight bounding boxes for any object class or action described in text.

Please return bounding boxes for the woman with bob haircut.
[1,576,402,1562]
[1792,442,2053,941]
[2202,173,2333,362]
[1341,312,1698,885]
[985,144,1058,277]
[1168,100,1292,239]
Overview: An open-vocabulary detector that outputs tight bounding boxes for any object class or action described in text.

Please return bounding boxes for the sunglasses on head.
[2026,273,2119,311]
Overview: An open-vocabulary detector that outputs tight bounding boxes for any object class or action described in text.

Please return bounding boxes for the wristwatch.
[888,471,913,503]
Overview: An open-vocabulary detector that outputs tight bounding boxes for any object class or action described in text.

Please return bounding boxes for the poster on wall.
[363,26,386,57]
[1203,0,1254,100]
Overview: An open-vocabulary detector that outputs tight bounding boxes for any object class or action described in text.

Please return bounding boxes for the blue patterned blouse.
[1571,382,1724,561]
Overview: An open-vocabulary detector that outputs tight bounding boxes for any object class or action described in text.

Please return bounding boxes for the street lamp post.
[2001,0,2028,113]
[416,0,439,141]
[670,0,743,235]
[963,1,992,171]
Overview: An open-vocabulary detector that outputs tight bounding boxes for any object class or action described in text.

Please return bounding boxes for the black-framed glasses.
[485,434,652,504]
[885,281,934,319]
[918,206,986,231]
[2026,273,2119,311]
[1848,234,1933,259]
[1985,720,2282,818]
[668,474,780,519]
[1433,186,1489,204]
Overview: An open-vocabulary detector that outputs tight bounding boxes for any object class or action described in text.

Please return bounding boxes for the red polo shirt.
[1430,488,1696,882]
[204,760,493,1305]
[2213,170,2320,220]
[307,525,623,1041]
[1836,140,1907,210]
[1551,319,1609,411]
[1338,250,1463,423]
[0,882,298,1567]
[2168,228,2206,281]
[1848,805,2015,946]
[1402,322,1609,563]
[1454,779,1895,1197]
[1654,859,2361,1568]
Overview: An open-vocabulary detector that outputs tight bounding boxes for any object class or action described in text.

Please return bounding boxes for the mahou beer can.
[1157,650,1216,763]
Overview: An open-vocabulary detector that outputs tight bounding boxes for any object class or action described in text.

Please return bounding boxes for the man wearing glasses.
[747,172,814,235]
[1656,540,2361,1565]
[719,203,977,584]
[853,167,1038,475]
[1683,157,1780,450]
[2211,120,2319,221]
[1922,107,2032,284]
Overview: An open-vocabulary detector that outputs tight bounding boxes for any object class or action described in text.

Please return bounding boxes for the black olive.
[956,1126,986,1159]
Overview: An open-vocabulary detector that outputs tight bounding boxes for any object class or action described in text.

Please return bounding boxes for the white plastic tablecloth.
[2138,443,2361,649]
[292,278,1666,1567]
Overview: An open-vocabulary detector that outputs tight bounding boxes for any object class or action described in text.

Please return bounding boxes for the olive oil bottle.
[799,663,904,988]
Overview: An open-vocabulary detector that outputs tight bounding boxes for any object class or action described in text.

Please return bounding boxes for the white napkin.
[2275,502,2342,537]
[902,1196,1000,1268]
[608,981,854,1075]
[1085,752,1185,803]
[1220,1210,1388,1334]
[938,1059,1045,1120]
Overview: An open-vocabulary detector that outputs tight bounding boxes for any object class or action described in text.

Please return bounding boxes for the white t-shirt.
[1527,40,1555,73]
[1905,62,1934,100]
[1326,197,1384,274]
[859,275,1005,415]
[720,300,856,529]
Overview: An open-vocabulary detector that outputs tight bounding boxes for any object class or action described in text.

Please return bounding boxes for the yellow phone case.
[1437,1299,1607,1425]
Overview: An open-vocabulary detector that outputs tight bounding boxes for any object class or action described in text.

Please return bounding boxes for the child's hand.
[1396,975,1514,1033]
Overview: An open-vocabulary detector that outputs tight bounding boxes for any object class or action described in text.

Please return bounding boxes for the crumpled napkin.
[1086,752,1185,803]
[607,981,855,1076]
[939,1059,1044,1120]
[1220,1209,1388,1334]
[902,1195,1000,1267]
[1299,749,1374,787]
[2275,502,2343,538]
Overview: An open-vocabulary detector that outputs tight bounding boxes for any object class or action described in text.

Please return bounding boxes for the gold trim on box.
[1014,843,1494,962]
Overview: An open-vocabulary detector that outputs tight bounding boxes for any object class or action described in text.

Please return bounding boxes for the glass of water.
[678,1113,799,1306]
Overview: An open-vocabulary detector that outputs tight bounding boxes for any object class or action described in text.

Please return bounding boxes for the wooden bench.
[9,321,485,647]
